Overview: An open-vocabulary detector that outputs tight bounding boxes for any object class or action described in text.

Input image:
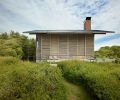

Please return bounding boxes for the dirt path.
[63,80,93,100]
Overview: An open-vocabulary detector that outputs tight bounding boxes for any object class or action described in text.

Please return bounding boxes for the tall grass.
[58,61,120,100]
[0,57,67,100]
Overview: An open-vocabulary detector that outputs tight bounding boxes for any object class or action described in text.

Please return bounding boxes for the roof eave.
[23,30,115,34]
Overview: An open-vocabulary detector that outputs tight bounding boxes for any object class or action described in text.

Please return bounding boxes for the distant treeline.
[95,46,120,58]
[0,31,35,61]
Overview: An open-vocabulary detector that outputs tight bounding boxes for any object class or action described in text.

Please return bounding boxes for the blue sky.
[0,0,120,50]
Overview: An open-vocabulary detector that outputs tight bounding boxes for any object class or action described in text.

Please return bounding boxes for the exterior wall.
[86,34,94,56]
[41,34,50,59]
[36,34,41,62]
[51,34,59,56]
[78,34,85,56]
[59,34,68,58]
[36,33,94,61]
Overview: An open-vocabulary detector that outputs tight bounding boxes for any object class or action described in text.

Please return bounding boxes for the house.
[23,17,114,62]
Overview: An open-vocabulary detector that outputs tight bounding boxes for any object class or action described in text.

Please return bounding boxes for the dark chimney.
[84,17,91,30]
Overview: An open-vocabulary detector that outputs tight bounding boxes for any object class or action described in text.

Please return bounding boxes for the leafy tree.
[111,46,120,58]
[0,32,8,39]
[0,31,36,61]
[95,46,120,59]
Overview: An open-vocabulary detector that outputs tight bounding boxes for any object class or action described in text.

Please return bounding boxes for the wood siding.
[86,34,94,56]
[36,33,94,60]
[51,34,59,56]
[36,34,41,60]
[41,34,50,59]
[78,34,85,56]
[69,34,77,56]
[59,34,68,57]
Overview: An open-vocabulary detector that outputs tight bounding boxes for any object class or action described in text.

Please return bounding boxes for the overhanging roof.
[23,30,115,34]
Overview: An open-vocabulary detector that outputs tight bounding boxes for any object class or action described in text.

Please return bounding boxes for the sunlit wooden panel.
[69,34,77,56]
[50,34,59,56]
[41,34,50,59]
[59,34,68,56]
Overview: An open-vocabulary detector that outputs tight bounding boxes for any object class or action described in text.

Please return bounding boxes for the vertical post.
[50,34,51,58]
[77,34,78,56]
[49,34,51,64]
[84,34,86,59]
[41,35,42,61]
[36,34,38,62]
[67,34,69,59]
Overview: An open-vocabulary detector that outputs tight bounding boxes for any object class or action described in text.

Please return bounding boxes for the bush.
[0,57,66,100]
[0,31,36,60]
[58,61,120,100]
[115,58,120,64]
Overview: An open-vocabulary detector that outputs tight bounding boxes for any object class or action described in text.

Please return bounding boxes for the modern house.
[24,17,114,62]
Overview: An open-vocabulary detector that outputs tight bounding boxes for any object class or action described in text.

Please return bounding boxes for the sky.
[0,0,120,50]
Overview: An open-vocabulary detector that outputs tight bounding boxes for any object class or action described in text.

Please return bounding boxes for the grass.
[0,57,67,100]
[1,57,120,100]
[58,60,120,100]
[63,79,92,100]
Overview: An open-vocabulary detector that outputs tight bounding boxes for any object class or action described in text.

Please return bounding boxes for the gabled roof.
[23,30,114,34]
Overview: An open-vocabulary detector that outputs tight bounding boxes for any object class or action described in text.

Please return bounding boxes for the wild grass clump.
[0,57,66,100]
[58,60,120,100]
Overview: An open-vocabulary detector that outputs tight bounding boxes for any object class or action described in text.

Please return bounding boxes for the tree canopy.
[95,46,120,59]
[0,31,35,60]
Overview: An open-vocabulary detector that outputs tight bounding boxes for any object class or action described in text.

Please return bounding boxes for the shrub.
[58,61,120,100]
[0,57,66,100]
[115,58,120,64]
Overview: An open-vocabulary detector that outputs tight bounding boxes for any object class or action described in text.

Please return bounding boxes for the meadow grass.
[0,57,67,100]
[58,61,120,100]
[63,79,92,100]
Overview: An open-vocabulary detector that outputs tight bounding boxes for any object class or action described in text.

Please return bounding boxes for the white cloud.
[95,38,120,50]
[93,0,120,31]
[0,0,120,49]
[0,0,81,30]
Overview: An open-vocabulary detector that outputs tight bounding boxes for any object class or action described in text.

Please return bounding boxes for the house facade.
[24,17,114,62]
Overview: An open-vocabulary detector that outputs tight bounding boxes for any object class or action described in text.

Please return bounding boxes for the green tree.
[0,31,36,60]
[95,46,120,59]
[0,32,8,39]
[111,46,120,58]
